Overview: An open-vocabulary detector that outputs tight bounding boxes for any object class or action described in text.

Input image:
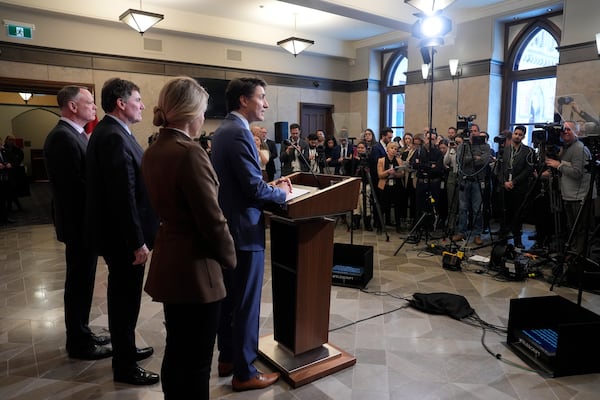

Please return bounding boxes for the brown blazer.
[142,128,236,304]
[377,155,404,190]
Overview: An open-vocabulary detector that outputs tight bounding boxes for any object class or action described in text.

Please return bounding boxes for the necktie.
[342,147,346,158]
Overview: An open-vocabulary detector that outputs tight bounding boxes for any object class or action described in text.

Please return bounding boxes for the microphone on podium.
[283,139,322,189]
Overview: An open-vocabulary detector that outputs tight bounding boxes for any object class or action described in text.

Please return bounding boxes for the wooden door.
[300,103,334,138]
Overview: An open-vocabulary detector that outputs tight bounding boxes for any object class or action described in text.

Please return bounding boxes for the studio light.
[405,0,457,15]
[278,14,314,57]
[119,1,164,35]
[412,13,452,47]
[449,59,460,76]
[19,92,32,104]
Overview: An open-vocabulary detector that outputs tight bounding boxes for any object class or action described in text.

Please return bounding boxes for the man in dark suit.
[369,127,393,230]
[85,78,159,386]
[44,86,112,360]
[279,123,309,176]
[211,77,292,392]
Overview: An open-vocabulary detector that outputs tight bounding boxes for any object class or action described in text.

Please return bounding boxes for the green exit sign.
[7,24,33,39]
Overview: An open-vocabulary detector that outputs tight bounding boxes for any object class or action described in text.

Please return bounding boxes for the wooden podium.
[259,173,360,387]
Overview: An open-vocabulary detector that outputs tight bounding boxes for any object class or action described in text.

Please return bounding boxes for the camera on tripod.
[457,114,477,137]
[532,123,562,146]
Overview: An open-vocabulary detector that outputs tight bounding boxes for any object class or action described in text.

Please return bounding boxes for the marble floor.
[1,221,600,400]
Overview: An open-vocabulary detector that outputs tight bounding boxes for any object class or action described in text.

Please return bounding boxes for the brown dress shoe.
[218,362,234,377]
[232,372,280,391]
[452,234,465,242]
[473,236,483,245]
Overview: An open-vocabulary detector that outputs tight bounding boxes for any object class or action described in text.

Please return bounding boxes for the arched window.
[505,21,560,146]
[382,50,407,137]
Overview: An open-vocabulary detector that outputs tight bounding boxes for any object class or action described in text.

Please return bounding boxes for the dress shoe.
[452,233,465,242]
[473,236,484,245]
[68,344,113,360]
[114,366,160,385]
[218,362,234,377]
[91,333,111,346]
[232,372,280,391]
[135,346,154,361]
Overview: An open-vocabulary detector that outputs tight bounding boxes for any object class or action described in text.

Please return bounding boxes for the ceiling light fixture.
[278,14,314,57]
[404,0,456,15]
[19,92,33,104]
[119,0,164,35]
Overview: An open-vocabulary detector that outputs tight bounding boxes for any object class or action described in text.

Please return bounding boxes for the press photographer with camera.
[544,121,595,254]
[499,125,535,248]
[279,123,309,175]
[412,132,443,229]
[452,123,491,245]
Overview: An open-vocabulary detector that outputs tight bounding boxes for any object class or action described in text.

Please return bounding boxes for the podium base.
[258,334,356,388]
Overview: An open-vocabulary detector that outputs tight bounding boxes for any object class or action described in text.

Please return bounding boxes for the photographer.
[444,134,463,235]
[499,126,535,248]
[452,124,491,245]
[412,132,443,228]
[306,133,324,173]
[545,121,594,255]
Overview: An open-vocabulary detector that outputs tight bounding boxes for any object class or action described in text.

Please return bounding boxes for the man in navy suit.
[211,77,291,392]
[85,78,159,386]
[44,86,112,360]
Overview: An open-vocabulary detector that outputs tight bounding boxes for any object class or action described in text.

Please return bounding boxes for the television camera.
[532,123,563,160]
[457,114,477,137]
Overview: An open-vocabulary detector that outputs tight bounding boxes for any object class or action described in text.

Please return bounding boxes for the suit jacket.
[211,113,287,251]
[501,143,534,194]
[142,128,235,303]
[265,138,278,180]
[279,138,309,176]
[85,115,158,256]
[44,120,89,243]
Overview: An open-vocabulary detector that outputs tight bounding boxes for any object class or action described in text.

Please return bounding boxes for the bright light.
[449,59,459,76]
[421,63,430,80]
[596,33,600,55]
[422,15,444,37]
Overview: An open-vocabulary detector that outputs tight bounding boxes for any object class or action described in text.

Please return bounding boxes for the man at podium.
[211,77,292,392]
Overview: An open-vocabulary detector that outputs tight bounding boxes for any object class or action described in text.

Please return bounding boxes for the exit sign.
[5,21,34,39]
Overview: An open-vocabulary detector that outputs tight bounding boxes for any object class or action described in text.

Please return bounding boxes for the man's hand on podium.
[274,177,293,195]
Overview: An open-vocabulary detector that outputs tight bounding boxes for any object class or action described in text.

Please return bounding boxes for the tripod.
[550,159,597,301]
[357,160,389,242]
[394,195,437,256]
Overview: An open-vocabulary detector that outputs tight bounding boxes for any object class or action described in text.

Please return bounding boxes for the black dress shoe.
[91,333,111,346]
[135,346,154,361]
[68,344,113,360]
[114,366,160,385]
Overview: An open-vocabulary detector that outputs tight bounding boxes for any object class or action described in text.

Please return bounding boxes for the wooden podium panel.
[270,217,334,354]
[259,172,359,387]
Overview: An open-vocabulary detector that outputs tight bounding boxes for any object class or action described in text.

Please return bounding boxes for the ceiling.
[1,0,562,58]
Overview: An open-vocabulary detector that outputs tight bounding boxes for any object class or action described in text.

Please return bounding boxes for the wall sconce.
[449,59,461,77]
[119,0,164,35]
[596,33,600,55]
[421,63,430,80]
[19,92,33,104]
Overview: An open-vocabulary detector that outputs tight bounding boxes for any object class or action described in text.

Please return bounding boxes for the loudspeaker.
[332,243,373,289]
[507,296,600,377]
[274,121,288,144]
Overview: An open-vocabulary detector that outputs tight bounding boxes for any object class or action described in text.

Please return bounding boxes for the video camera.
[532,123,562,147]
[457,114,477,137]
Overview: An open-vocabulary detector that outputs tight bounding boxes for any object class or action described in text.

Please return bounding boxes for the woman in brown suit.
[142,77,236,400]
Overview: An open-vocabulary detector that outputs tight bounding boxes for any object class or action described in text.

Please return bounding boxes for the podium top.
[269,172,360,220]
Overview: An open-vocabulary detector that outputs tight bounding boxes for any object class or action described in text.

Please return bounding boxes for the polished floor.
[1,220,600,400]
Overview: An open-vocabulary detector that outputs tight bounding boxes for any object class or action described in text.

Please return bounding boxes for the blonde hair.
[153,76,208,127]
[386,142,399,151]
